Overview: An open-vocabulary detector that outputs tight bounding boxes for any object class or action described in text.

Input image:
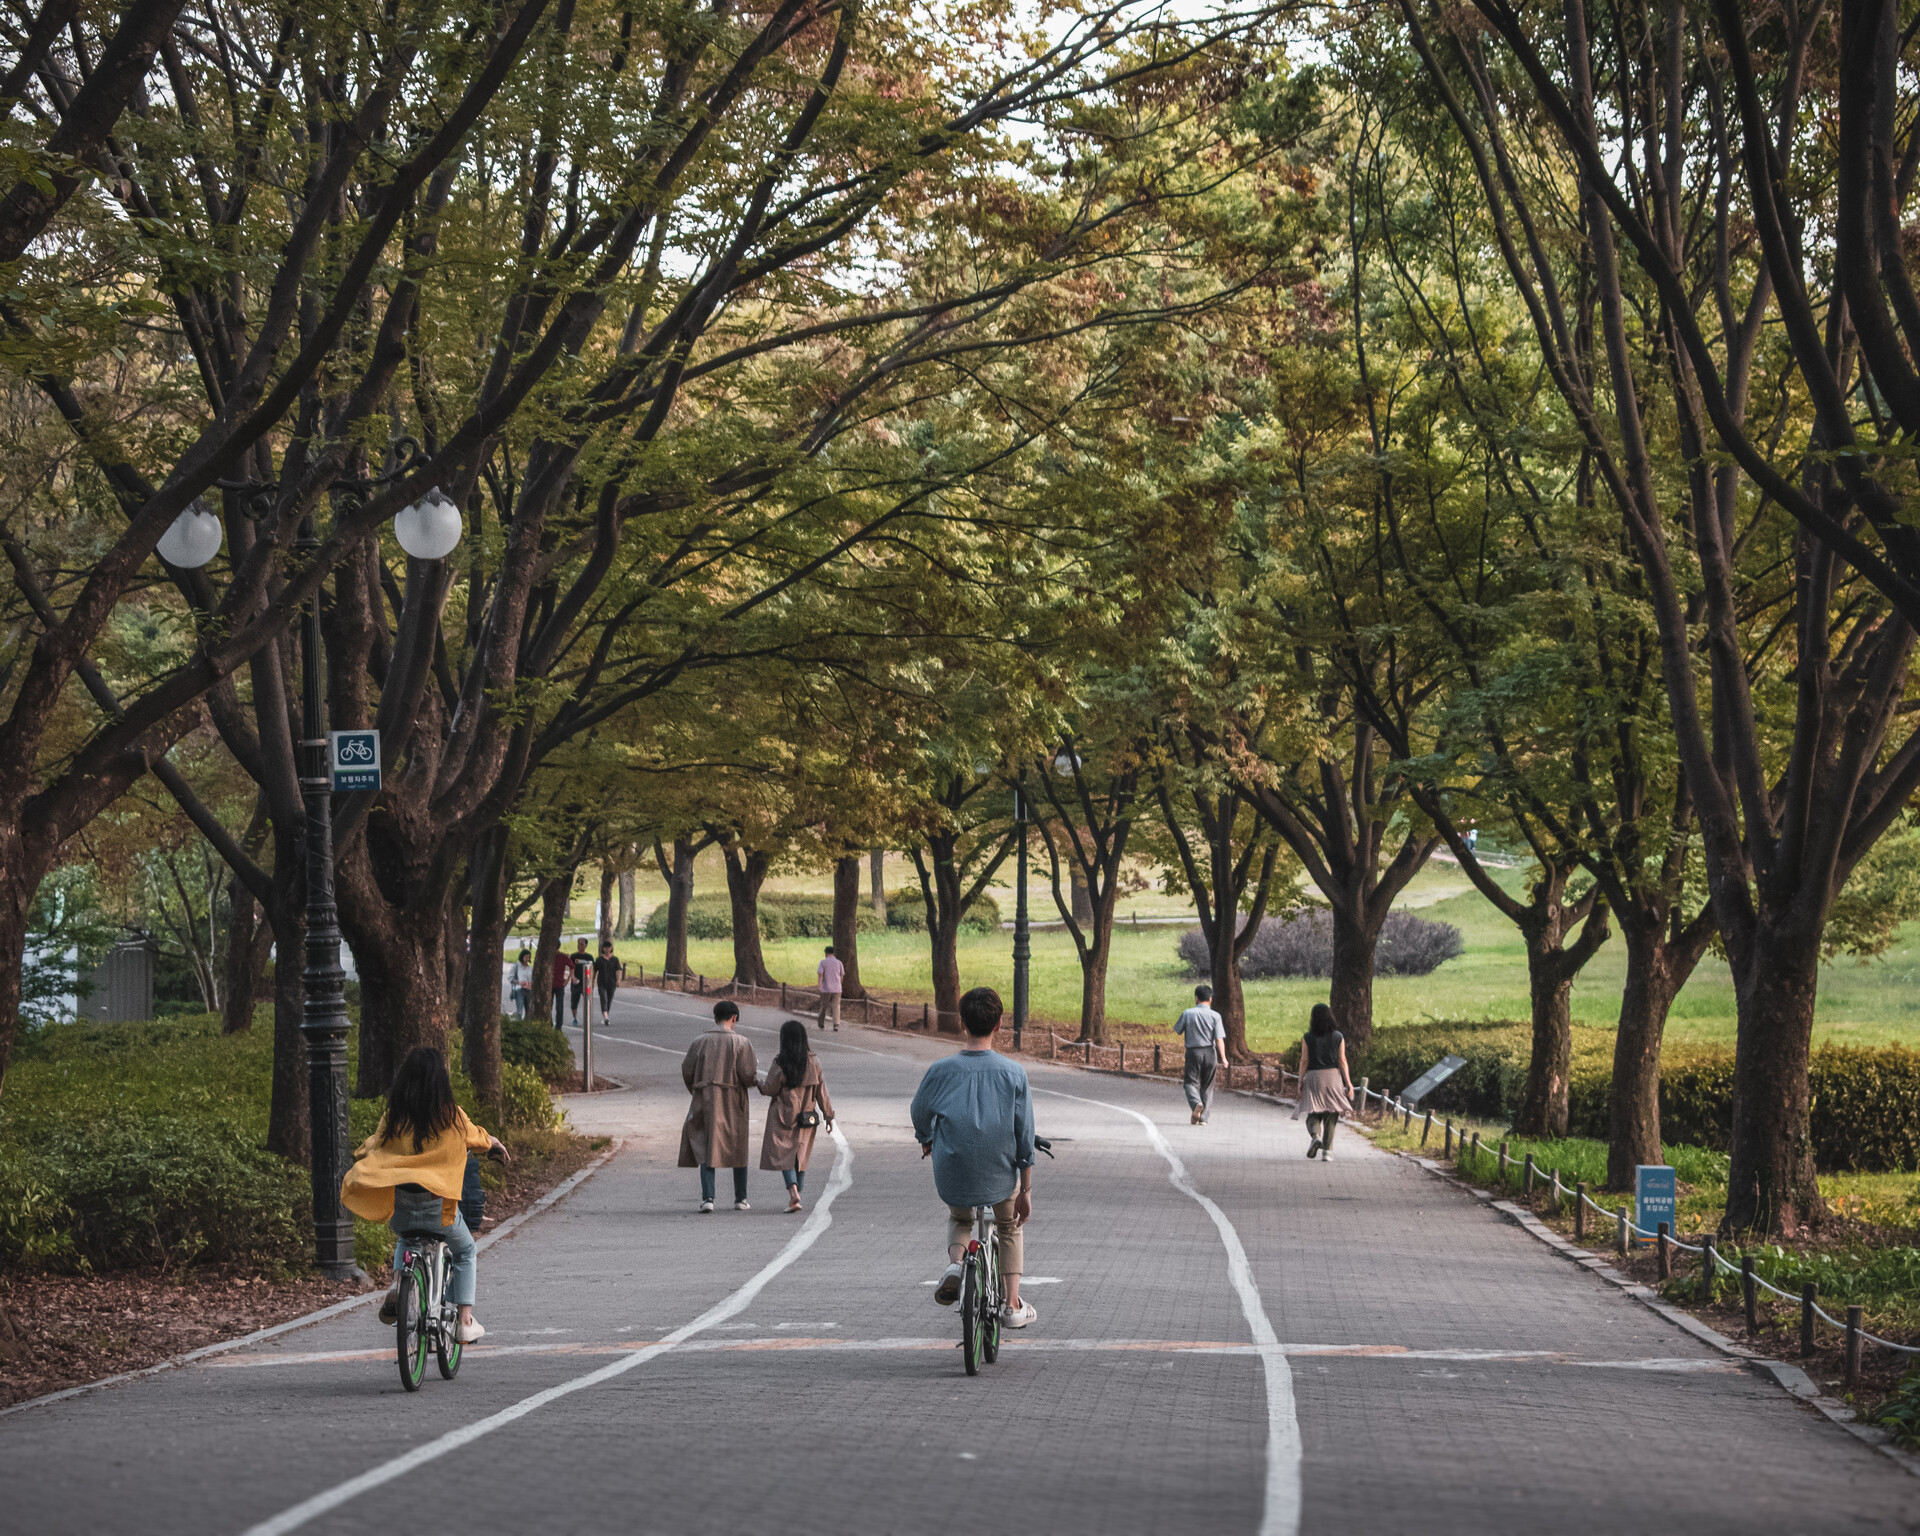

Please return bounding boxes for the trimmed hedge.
[643,892,885,942]
[1359,1022,1920,1173]
[502,1015,574,1081]
[884,887,1002,933]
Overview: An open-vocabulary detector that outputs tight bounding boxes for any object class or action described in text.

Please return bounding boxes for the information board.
[328,730,381,792]
[1400,1054,1467,1106]
[1635,1164,1676,1246]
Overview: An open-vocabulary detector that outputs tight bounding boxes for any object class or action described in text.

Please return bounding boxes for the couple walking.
[678,1000,833,1213]
[1173,986,1354,1157]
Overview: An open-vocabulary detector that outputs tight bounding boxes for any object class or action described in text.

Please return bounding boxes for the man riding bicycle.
[909,985,1038,1329]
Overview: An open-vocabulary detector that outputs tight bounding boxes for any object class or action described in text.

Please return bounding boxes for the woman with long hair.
[759,1018,835,1212]
[341,1046,509,1340]
[1291,1003,1353,1161]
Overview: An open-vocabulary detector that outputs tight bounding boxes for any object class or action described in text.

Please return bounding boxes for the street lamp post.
[1012,773,1030,1051]
[297,511,357,1279]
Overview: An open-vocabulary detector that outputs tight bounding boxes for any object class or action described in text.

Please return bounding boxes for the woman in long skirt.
[1291,1003,1353,1160]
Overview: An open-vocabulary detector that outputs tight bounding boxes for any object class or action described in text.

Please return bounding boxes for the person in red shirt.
[551,949,572,1029]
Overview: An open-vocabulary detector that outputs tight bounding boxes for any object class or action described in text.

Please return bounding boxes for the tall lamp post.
[1012,771,1029,1051]
[297,484,462,1279]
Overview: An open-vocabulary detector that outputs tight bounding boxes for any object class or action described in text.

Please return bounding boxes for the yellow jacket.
[340,1109,495,1226]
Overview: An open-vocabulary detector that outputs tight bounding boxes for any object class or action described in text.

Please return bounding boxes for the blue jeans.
[391,1188,476,1306]
[701,1166,748,1203]
[781,1170,806,1192]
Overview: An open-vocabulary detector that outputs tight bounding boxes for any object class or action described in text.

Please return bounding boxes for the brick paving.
[0,989,1913,1535]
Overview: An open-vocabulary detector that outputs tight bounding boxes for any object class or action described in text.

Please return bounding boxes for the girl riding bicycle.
[342,1046,508,1344]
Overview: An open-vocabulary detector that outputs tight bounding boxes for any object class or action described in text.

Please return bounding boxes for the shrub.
[500,1061,563,1130]
[1177,908,1464,981]
[501,1015,573,1081]
[642,892,885,941]
[0,1116,307,1272]
[1868,1369,1920,1449]
[885,887,1002,933]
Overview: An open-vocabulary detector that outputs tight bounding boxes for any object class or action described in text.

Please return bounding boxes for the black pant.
[570,980,585,1020]
[553,989,567,1029]
[1307,1112,1338,1149]
[597,978,615,1017]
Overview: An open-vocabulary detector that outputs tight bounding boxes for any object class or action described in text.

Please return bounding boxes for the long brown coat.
[759,1057,834,1171]
[678,1028,758,1168]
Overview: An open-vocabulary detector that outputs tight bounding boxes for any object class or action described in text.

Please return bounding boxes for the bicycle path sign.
[329,730,381,792]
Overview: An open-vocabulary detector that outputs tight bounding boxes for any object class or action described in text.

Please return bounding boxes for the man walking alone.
[816,944,844,1032]
[1174,984,1228,1125]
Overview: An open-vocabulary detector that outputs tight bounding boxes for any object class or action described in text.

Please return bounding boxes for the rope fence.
[1351,1081,1920,1382]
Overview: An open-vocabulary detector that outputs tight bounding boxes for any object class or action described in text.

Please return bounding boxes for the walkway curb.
[1379,1146,1920,1482]
[0,1140,625,1423]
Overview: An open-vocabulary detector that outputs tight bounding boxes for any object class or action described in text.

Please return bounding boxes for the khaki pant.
[816,992,840,1030]
[948,1198,1023,1277]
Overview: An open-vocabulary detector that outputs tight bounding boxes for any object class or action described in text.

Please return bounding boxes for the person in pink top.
[815,945,844,1032]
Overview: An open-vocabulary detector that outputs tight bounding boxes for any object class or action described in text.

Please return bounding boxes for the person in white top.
[507,948,534,1017]
[816,945,845,1031]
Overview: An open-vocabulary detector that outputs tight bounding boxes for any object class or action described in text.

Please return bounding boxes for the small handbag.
[793,1080,822,1130]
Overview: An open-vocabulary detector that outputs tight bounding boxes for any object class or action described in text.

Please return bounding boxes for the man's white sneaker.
[1320,1149,1334,1161]
[933,1263,964,1306]
[699,1199,715,1213]
[1001,1300,1037,1328]
[735,1200,751,1211]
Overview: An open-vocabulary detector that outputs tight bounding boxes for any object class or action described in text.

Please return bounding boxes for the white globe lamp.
[156,501,223,569]
[394,489,463,561]
[1052,749,1081,779]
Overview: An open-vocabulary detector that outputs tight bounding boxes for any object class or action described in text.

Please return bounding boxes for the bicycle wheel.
[982,1234,1001,1364]
[959,1255,982,1377]
[395,1259,429,1393]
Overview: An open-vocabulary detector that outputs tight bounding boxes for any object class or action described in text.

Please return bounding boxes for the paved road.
[3,988,1914,1535]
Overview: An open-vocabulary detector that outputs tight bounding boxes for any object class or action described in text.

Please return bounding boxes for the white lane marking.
[239,1126,855,1536]
[1036,1086,1301,1536]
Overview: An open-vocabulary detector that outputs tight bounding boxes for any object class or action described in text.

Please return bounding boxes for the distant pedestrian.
[568,937,592,1026]
[551,948,572,1029]
[508,948,533,1018]
[760,1019,835,1213]
[1464,826,1478,856]
[679,1000,758,1212]
[593,940,623,1022]
[815,945,844,1031]
[1292,1003,1353,1161]
[1174,983,1228,1125]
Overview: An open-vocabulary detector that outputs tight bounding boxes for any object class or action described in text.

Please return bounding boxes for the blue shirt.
[909,1049,1035,1208]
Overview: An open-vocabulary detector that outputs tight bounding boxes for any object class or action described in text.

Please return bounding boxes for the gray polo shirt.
[1175,1005,1226,1052]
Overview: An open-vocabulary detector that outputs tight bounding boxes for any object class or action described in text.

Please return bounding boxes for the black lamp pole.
[1012,772,1030,1051]
[297,512,357,1278]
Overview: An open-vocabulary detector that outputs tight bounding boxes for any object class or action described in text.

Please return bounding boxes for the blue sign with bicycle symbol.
[1635,1165,1675,1246]
[329,730,382,791]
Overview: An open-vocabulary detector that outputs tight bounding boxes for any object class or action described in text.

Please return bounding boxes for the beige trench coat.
[678,1028,758,1168]
[759,1058,834,1171]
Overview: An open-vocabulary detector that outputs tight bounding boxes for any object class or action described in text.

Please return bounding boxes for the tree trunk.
[722,844,776,989]
[461,827,508,1111]
[1514,932,1576,1138]
[1608,923,1679,1190]
[663,837,694,979]
[220,882,273,1036]
[617,868,636,938]
[1328,907,1379,1054]
[1077,941,1112,1044]
[832,855,865,997]
[1210,938,1249,1061]
[347,900,456,1096]
[1724,930,1824,1235]
[597,865,616,943]
[529,875,568,1025]
[930,913,963,1032]
[869,849,886,920]
[1070,864,1093,925]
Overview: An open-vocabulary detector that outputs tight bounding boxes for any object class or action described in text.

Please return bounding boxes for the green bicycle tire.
[960,1257,981,1377]
[396,1260,429,1393]
[435,1299,463,1380]
[982,1240,1001,1364]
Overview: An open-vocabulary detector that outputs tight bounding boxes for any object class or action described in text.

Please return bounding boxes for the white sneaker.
[735,1200,751,1211]
[933,1263,964,1305]
[699,1199,714,1213]
[1321,1149,1334,1161]
[455,1319,486,1343]
[1001,1300,1037,1328]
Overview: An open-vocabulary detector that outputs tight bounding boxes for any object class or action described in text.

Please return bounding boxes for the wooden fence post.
[1154,1043,1162,1073]
[1083,1039,1092,1065]
[1469,1132,1481,1170]
[1523,1153,1536,1194]
[1700,1235,1717,1302]
[1443,1121,1454,1157]
[892,1001,899,1029]
[1498,1140,1510,1179]
[1801,1284,1817,1357]
[1657,1224,1671,1278]
[1845,1306,1863,1388]
[1742,1255,1758,1333]
[780,981,788,1008]
[1421,1110,1433,1147]
[698,973,706,994]
[1615,1206,1628,1257]
[922,1003,930,1030]
[1119,1043,1126,1073]
[1050,1031,1057,1060]
[1356,1077,1369,1116]
[1574,1184,1588,1239]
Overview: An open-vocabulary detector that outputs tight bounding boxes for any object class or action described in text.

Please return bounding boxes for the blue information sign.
[1635,1164,1676,1246]
[329,730,381,792]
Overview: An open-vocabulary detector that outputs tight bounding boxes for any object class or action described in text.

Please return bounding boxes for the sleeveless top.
[1304,1029,1343,1072]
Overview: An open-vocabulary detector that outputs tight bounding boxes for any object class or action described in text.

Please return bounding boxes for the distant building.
[80,931,159,1022]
